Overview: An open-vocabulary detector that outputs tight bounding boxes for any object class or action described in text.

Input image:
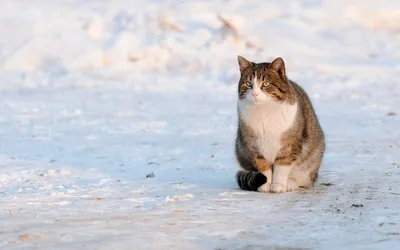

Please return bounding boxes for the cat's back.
[290,81,312,107]
[290,80,325,141]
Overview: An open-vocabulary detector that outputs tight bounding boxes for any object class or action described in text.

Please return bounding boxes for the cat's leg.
[257,168,272,193]
[270,148,300,193]
[289,148,323,189]
[254,156,272,193]
[270,164,295,193]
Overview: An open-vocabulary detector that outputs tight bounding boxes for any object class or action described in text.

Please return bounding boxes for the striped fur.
[236,170,267,191]
[235,56,325,193]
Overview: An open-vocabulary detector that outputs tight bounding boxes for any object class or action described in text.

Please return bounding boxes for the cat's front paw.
[270,183,287,193]
[257,183,271,193]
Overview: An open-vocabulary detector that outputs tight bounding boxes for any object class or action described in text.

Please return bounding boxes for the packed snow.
[0,0,399,249]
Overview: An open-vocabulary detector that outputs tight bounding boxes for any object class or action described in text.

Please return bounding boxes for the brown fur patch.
[274,143,302,166]
[255,157,272,172]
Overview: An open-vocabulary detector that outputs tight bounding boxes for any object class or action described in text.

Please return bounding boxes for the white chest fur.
[238,100,298,163]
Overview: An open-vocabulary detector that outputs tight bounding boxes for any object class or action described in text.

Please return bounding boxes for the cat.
[235,56,325,193]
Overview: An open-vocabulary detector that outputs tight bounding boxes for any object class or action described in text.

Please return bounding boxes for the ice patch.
[165,194,194,202]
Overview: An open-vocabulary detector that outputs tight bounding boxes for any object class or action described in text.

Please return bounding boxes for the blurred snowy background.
[0,0,399,249]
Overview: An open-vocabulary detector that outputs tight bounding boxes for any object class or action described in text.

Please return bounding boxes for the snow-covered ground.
[0,0,399,249]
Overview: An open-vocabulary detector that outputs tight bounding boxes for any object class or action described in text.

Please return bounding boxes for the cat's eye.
[245,81,253,88]
[263,82,270,87]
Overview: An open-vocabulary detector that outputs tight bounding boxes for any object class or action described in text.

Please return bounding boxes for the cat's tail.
[236,170,267,191]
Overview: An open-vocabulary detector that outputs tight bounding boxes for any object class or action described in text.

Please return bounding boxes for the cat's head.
[237,56,290,104]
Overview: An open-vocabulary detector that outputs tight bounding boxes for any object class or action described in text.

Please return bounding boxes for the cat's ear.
[237,56,253,72]
[269,57,286,76]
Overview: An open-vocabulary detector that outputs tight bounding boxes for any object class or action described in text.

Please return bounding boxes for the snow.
[0,0,399,249]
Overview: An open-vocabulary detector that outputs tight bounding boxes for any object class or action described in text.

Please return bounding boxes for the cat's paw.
[257,183,271,193]
[287,179,298,191]
[270,183,287,193]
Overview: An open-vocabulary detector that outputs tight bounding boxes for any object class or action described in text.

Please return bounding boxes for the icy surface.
[0,0,399,249]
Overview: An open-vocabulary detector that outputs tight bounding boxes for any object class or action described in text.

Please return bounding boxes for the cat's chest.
[239,101,298,162]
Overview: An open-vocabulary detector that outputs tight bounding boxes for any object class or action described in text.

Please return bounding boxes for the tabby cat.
[235,56,325,193]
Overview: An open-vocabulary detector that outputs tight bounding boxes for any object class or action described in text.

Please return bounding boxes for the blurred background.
[1,0,399,83]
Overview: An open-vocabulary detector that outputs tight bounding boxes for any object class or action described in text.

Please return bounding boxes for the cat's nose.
[252,92,259,97]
